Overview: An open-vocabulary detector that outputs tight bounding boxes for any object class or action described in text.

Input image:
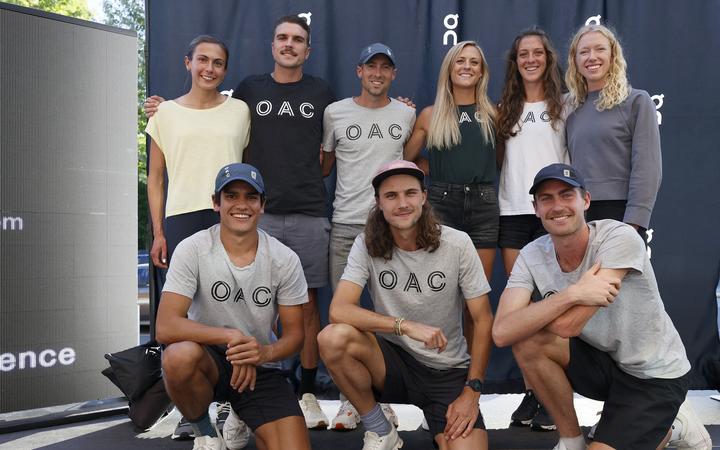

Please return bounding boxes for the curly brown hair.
[364,200,442,260]
[496,28,565,148]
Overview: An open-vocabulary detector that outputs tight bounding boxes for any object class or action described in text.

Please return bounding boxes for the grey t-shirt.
[342,225,491,370]
[507,219,690,379]
[163,225,308,369]
[322,97,416,225]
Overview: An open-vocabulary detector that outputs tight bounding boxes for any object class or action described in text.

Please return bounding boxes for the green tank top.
[428,104,496,184]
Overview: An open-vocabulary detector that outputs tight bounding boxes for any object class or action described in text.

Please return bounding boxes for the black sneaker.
[511,390,538,426]
[171,414,195,440]
[531,402,557,431]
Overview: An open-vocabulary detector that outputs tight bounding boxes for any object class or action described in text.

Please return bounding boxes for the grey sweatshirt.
[566,88,662,229]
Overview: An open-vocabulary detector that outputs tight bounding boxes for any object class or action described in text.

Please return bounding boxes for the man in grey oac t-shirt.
[322,42,416,292]
[320,42,415,432]
[157,163,311,450]
[493,163,710,450]
[318,160,495,450]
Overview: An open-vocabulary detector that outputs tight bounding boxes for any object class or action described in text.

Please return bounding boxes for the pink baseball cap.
[371,160,425,192]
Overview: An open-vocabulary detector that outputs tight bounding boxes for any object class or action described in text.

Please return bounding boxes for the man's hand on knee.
[443,389,480,441]
[230,364,257,392]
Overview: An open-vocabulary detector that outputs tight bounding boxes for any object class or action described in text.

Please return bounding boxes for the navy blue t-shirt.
[234,74,335,216]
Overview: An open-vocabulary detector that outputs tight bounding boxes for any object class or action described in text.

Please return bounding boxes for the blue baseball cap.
[529,163,586,195]
[358,43,396,66]
[215,163,265,195]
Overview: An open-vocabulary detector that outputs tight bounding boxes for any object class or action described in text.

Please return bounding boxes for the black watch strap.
[465,378,483,392]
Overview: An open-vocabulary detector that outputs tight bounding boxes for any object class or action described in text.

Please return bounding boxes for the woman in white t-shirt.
[496,29,569,275]
[494,28,569,431]
[145,35,250,269]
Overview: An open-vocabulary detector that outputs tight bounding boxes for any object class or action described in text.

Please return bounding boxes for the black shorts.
[498,214,547,249]
[565,338,689,449]
[428,182,499,248]
[374,336,485,441]
[206,345,303,431]
[585,200,648,244]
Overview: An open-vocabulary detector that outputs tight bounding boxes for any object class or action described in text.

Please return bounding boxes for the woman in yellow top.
[146,35,250,269]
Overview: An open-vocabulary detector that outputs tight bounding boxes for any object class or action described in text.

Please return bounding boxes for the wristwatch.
[465,378,483,392]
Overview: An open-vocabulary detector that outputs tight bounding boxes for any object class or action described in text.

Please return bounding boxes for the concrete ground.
[0,391,717,449]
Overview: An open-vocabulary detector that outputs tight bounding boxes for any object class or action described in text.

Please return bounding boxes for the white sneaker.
[380,403,399,427]
[362,427,403,450]
[420,417,429,431]
[221,406,251,450]
[331,399,360,430]
[193,433,226,450]
[551,436,587,450]
[299,393,329,429]
[670,398,712,449]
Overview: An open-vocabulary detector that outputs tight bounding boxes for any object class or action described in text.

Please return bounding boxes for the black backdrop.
[146,0,720,389]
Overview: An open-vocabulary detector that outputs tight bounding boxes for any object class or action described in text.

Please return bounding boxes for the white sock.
[559,435,587,450]
[670,418,683,441]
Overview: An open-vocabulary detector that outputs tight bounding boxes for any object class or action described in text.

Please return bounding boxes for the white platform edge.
[318,390,720,431]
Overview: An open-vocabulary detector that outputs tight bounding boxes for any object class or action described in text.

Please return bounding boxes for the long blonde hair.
[427,41,496,149]
[566,24,630,111]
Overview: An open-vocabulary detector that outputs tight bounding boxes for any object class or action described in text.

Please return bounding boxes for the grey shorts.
[329,222,365,291]
[259,213,330,289]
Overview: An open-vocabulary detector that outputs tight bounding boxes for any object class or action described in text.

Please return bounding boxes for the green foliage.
[3,0,93,20]
[102,0,148,249]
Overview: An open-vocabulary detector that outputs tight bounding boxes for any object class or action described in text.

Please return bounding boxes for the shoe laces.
[216,402,231,421]
[380,403,396,417]
[301,394,324,415]
[193,436,222,450]
[178,416,192,426]
[520,391,536,407]
[338,400,358,416]
[363,431,385,450]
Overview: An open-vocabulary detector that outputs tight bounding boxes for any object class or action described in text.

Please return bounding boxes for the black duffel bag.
[102,340,173,430]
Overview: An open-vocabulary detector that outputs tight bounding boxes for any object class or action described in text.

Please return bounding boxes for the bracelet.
[394,317,405,336]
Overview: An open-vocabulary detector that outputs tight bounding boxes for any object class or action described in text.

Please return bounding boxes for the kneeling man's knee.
[511,331,554,365]
[162,341,205,379]
[318,323,358,360]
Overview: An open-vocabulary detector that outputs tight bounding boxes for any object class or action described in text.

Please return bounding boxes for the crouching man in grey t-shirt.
[156,163,311,450]
[492,163,711,450]
[318,160,494,450]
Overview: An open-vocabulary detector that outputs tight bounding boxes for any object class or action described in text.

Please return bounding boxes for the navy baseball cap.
[358,43,396,66]
[372,160,424,193]
[529,163,585,195]
[215,163,265,195]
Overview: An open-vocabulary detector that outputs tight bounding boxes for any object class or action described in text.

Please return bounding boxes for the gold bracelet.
[394,317,405,336]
